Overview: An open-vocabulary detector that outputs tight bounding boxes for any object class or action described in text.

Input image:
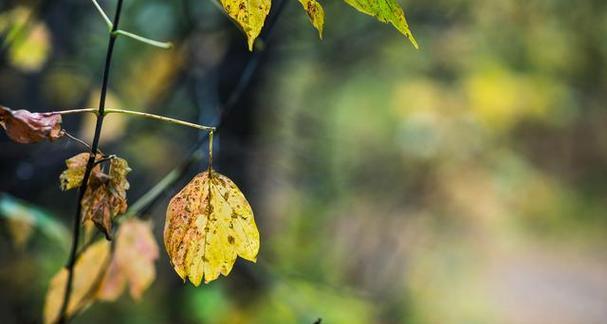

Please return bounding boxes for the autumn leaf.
[343,0,419,49]
[219,0,271,51]
[0,105,63,144]
[97,218,159,301]
[59,153,104,191]
[298,0,325,39]
[59,154,131,239]
[81,157,131,239]
[43,240,111,324]
[164,170,260,285]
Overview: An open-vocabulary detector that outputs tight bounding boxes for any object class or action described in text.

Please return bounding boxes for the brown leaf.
[0,105,63,144]
[43,240,111,324]
[62,154,130,239]
[97,218,159,301]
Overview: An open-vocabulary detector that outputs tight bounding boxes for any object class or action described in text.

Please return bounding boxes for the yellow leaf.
[298,0,325,39]
[0,7,51,72]
[43,240,111,324]
[97,218,159,301]
[219,0,271,51]
[344,0,419,49]
[59,153,102,191]
[164,170,260,285]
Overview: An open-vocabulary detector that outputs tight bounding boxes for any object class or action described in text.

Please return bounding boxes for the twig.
[105,108,215,131]
[58,0,125,322]
[63,131,92,151]
[51,108,215,132]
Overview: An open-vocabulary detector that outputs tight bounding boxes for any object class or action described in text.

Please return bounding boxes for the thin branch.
[58,0,125,322]
[90,0,112,29]
[105,108,215,131]
[50,108,98,115]
[113,30,173,49]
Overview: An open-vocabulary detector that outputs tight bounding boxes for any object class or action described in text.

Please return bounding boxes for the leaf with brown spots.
[298,0,325,39]
[164,170,259,285]
[219,0,271,51]
[97,218,159,301]
[80,157,130,239]
[0,105,63,144]
[43,240,111,324]
[59,153,104,191]
[60,154,130,239]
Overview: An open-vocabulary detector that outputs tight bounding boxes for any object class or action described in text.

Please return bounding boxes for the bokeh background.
[2,0,607,323]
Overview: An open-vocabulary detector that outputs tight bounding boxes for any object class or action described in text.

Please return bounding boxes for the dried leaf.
[80,157,131,239]
[59,153,103,191]
[298,0,325,39]
[343,0,419,49]
[219,0,271,51]
[0,105,63,144]
[164,170,260,285]
[59,154,131,239]
[43,240,111,324]
[97,218,159,301]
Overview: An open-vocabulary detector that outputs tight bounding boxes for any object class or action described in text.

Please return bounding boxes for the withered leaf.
[81,157,131,239]
[59,153,104,191]
[43,240,111,324]
[164,170,260,285]
[0,105,63,144]
[97,218,159,301]
[59,153,131,239]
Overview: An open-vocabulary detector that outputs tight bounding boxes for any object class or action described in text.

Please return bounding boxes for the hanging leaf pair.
[164,132,260,285]
[219,0,418,50]
[60,153,131,239]
[44,218,159,324]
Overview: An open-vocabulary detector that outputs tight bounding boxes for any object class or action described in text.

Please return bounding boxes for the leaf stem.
[91,0,112,29]
[58,0,124,322]
[113,30,173,49]
[105,108,215,131]
[51,108,215,132]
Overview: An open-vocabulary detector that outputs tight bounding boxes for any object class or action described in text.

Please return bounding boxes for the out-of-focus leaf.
[43,240,111,324]
[219,0,271,50]
[97,218,159,301]
[0,7,51,72]
[298,0,325,38]
[164,170,259,285]
[0,193,69,249]
[344,0,418,48]
[0,105,63,144]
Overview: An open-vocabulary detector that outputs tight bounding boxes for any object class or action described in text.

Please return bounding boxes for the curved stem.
[105,108,215,131]
[58,0,124,322]
[51,108,215,132]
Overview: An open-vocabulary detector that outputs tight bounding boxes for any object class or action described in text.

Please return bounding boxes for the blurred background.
[1,0,607,323]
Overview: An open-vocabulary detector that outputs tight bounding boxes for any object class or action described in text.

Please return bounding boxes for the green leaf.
[344,0,419,49]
